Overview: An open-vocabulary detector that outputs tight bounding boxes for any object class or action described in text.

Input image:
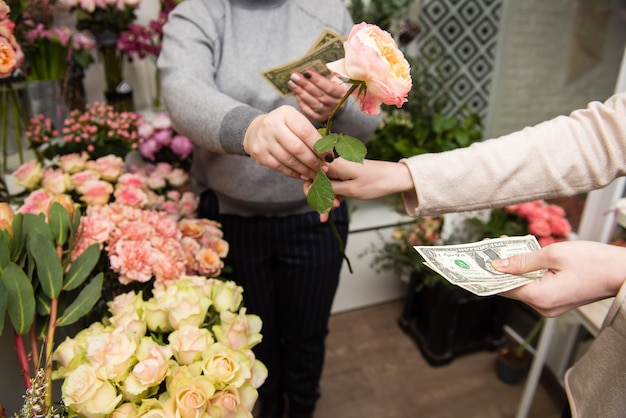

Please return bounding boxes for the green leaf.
[0,229,10,267]
[334,135,367,163]
[28,233,63,299]
[0,280,7,335]
[36,291,51,316]
[306,170,334,215]
[63,243,100,291]
[10,214,25,261]
[22,213,52,242]
[57,273,103,327]
[48,202,71,246]
[313,133,341,153]
[1,262,36,335]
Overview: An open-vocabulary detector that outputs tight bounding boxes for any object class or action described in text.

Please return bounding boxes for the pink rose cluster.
[72,203,229,285]
[136,112,194,164]
[53,275,267,417]
[0,0,24,78]
[504,200,572,247]
[12,152,199,221]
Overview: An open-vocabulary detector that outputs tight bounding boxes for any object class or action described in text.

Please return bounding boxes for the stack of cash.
[413,235,546,296]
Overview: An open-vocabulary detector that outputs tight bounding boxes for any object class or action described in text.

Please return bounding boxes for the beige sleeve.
[399,92,626,217]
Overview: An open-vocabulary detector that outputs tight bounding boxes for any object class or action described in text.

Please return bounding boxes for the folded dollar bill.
[261,30,346,97]
[413,235,546,296]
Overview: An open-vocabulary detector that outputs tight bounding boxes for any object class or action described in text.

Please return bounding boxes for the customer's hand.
[493,241,626,317]
[288,70,349,122]
[244,105,326,180]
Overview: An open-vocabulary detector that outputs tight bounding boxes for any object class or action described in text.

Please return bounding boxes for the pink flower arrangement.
[25,101,140,159]
[13,152,199,221]
[504,200,572,247]
[72,203,228,285]
[136,112,194,165]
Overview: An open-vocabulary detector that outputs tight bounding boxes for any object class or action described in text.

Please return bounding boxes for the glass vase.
[97,33,134,112]
[0,76,31,173]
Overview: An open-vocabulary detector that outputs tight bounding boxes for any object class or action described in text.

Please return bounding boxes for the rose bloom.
[87,154,124,182]
[169,325,214,365]
[327,22,412,115]
[61,364,123,418]
[211,280,243,313]
[58,152,89,173]
[122,338,172,400]
[114,185,149,207]
[163,376,216,418]
[86,328,138,380]
[213,308,263,351]
[201,343,252,390]
[42,168,72,194]
[207,385,258,418]
[13,160,43,189]
[80,179,114,206]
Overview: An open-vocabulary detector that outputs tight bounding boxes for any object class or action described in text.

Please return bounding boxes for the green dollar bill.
[261,34,345,97]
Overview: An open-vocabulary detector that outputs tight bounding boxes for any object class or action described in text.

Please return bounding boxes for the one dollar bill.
[261,30,346,97]
[413,235,546,296]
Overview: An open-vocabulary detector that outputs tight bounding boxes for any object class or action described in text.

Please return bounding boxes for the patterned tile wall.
[416,0,503,120]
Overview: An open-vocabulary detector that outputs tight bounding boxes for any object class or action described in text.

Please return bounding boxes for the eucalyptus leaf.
[48,202,71,246]
[334,135,367,163]
[306,170,334,215]
[0,280,7,335]
[1,262,36,335]
[28,233,63,299]
[64,243,100,291]
[57,273,103,327]
[22,213,52,242]
[36,291,52,316]
[10,213,24,261]
[0,229,10,267]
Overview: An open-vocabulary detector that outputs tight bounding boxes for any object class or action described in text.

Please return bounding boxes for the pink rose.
[326,22,412,115]
[114,185,148,207]
[171,135,194,159]
[59,152,89,173]
[528,218,551,237]
[549,216,571,238]
[13,160,43,189]
[80,180,114,206]
[88,154,124,182]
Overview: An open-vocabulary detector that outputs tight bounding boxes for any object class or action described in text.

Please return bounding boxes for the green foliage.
[348,0,413,32]
[464,207,530,240]
[0,203,102,338]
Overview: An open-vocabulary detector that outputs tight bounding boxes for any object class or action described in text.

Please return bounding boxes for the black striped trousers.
[198,190,349,416]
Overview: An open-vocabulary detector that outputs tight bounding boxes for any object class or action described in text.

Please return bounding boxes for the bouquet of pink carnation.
[72,202,228,286]
[52,275,267,417]
[12,153,198,220]
[135,112,194,167]
[25,101,140,160]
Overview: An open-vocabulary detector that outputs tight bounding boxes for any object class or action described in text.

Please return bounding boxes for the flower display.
[25,101,140,159]
[73,202,227,285]
[52,275,267,417]
[136,112,194,166]
[326,22,412,115]
[466,199,572,248]
[365,216,445,289]
[13,151,198,218]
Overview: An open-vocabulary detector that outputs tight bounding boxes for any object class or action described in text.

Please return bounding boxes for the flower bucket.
[26,79,69,135]
[0,77,31,172]
[496,347,531,385]
[97,34,135,112]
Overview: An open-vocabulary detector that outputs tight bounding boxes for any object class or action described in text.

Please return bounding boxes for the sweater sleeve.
[400,92,626,217]
[157,0,261,156]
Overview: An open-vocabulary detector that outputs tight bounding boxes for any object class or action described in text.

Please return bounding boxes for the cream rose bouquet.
[306,22,412,271]
[52,275,267,417]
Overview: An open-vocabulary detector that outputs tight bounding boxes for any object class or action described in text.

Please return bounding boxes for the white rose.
[169,325,214,365]
[62,364,122,418]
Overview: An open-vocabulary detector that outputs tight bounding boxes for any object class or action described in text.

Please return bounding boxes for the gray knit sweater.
[158,0,381,216]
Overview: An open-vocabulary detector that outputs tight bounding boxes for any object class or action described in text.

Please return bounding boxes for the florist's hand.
[244,105,326,180]
[288,70,349,122]
[493,241,626,317]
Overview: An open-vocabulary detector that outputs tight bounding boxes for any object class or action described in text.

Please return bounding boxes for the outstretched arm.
[492,241,626,317]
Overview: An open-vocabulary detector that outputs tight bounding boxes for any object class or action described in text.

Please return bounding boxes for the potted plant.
[496,316,546,385]
[365,215,507,366]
